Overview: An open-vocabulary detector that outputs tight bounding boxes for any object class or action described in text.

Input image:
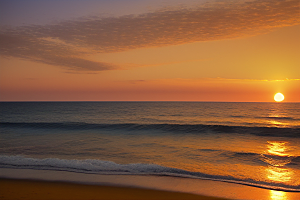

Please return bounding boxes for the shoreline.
[1,168,300,200]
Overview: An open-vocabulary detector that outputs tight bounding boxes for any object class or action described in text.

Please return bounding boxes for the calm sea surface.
[0,102,299,191]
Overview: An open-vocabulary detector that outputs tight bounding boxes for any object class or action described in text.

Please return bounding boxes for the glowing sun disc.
[274,93,284,102]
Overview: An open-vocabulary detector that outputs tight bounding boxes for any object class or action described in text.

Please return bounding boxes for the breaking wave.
[0,155,299,192]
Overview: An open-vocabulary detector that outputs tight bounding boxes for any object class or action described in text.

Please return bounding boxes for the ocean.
[0,102,299,192]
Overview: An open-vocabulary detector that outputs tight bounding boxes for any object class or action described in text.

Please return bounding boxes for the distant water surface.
[0,102,299,192]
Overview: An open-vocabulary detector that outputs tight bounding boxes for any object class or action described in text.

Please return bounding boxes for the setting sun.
[274,93,284,102]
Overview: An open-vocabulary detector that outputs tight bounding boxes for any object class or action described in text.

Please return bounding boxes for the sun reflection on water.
[267,142,288,157]
[270,190,288,200]
[262,141,294,200]
[267,167,292,183]
[266,104,290,128]
[268,120,287,127]
[262,141,293,167]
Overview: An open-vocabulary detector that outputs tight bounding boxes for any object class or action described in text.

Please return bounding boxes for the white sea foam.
[0,155,299,192]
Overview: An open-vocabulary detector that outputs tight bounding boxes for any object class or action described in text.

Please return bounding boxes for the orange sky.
[0,0,299,102]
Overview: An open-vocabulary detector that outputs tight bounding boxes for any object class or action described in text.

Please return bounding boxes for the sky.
[0,0,299,102]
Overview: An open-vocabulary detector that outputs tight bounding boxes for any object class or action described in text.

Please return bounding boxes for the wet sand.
[0,178,228,200]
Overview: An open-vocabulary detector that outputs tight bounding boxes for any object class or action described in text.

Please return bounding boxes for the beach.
[1,168,300,200]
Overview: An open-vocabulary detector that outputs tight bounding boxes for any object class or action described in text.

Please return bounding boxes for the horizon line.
[0,101,299,103]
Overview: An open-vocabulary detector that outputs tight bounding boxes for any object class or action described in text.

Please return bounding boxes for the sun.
[274,93,284,102]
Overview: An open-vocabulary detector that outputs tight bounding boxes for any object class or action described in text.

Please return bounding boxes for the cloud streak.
[1,0,299,71]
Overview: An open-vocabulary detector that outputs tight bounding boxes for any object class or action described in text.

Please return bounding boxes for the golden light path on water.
[265,104,299,200]
[264,141,294,200]
[270,190,288,200]
[267,142,289,157]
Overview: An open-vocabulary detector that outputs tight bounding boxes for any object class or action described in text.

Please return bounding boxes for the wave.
[0,155,299,192]
[1,122,299,137]
[224,152,300,168]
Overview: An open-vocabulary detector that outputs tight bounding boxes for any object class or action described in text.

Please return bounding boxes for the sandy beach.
[1,169,299,200]
[0,178,229,200]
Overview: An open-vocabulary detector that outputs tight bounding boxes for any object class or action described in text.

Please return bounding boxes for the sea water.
[0,102,299,192]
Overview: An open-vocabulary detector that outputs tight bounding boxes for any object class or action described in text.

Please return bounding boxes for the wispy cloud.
[204,77,300,82]
[119,78,300,86]
[1,0,299,71]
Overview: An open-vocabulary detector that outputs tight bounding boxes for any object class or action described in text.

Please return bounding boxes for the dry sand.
[0,178,229,200]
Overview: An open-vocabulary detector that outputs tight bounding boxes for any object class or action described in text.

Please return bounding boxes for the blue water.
[0,102,299,191]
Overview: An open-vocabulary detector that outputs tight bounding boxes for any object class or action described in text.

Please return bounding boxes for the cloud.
[1,0,299,71]
[0,32,121,71]
[125,78,300,83]
[203,77,300,82]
